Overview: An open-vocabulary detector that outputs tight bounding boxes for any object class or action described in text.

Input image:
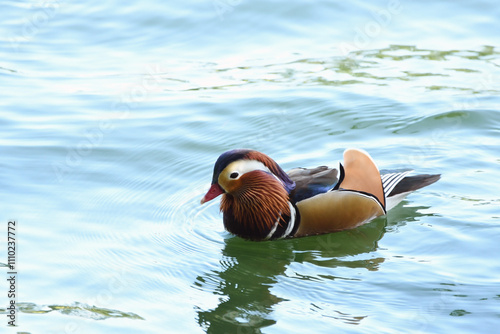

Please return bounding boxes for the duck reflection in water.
[194,218,386,332]
[193,203,432,333]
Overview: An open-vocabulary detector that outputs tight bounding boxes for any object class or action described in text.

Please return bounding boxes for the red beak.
[201,183,224,204]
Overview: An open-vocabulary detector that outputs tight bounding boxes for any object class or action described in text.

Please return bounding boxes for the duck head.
[201,149,296,240]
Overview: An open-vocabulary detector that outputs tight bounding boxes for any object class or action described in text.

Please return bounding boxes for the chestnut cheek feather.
[220,171,291,238]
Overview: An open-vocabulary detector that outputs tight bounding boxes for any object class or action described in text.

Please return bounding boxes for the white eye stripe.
[226,159,287,188]
[226,160,271,178]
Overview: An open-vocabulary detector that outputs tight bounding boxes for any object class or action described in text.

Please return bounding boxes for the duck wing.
[287,166,339,203]
[293,149,386,237]
[291,149,440,237]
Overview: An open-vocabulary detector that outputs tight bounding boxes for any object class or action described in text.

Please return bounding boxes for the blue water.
[1,1,500,333]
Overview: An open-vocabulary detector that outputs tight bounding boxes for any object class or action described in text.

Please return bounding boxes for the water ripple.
[7,302,144,321]
[152,184,225,255]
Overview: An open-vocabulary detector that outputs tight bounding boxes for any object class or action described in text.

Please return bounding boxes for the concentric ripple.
[152,183,225,254]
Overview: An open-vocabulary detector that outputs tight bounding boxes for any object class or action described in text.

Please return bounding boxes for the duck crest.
[213,149,295,194]
[245,150,296,193]
[220,171,291,240]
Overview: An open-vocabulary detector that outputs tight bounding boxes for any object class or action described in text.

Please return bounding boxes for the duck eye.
[229,172,239,179]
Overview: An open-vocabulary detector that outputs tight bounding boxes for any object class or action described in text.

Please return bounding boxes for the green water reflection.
[194,203,435,333]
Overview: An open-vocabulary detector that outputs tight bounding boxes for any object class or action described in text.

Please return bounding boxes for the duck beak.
[201,183,224,204]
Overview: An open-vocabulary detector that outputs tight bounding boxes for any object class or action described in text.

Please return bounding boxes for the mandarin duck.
[201,149,440,241]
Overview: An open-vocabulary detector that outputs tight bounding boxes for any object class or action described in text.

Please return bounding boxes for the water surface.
[1,1,500,333]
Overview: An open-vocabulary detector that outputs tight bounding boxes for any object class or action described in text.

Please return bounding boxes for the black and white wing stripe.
[381,170,412,197]
[381,170,412,211]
